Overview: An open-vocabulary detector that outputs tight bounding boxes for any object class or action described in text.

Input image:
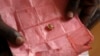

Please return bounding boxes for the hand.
[66,0,97,25]
[0,16,25,46]
[0,15,25,56]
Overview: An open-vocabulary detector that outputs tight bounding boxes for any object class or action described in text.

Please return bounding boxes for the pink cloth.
[0,0,93,56]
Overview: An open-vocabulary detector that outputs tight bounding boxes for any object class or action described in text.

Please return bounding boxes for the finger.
[79,0,97,25]
[66,0,80,18]
[0,16,25,46]
[0,37,12,56]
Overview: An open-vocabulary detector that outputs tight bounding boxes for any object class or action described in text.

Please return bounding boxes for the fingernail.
[66,11,74,19]
[15,37,25,46]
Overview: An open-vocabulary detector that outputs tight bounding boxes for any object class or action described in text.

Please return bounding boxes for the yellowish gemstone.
[46,24,54,30]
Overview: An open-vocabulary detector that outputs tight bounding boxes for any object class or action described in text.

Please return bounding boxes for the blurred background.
[89,19,100,56]
[89,3,100,56]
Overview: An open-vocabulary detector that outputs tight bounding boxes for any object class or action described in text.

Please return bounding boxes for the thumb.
[66,0,80,18]
[0,16,25,46]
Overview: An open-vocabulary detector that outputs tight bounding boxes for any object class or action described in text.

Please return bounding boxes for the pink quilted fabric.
[0,0,93,56]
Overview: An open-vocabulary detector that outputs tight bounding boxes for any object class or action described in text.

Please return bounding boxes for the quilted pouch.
[0,0,93,56]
